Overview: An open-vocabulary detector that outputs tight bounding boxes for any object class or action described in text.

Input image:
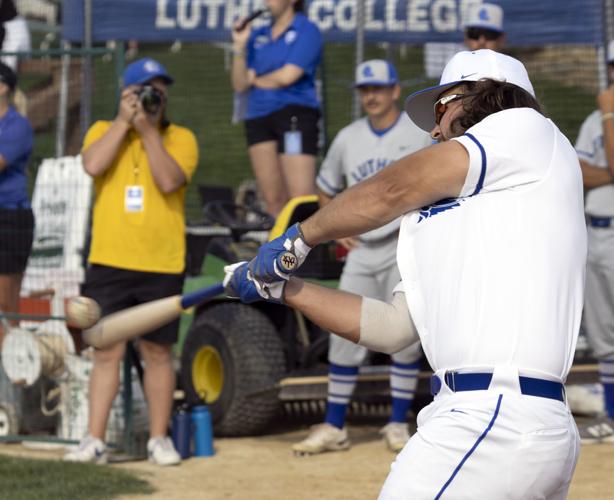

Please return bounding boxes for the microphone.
[235,8,269,32]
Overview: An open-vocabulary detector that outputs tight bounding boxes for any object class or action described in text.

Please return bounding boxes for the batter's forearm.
[300,142,467,246]
[284,279,362,343]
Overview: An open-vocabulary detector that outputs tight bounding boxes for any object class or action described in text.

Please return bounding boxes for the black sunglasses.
[465,27,502,41]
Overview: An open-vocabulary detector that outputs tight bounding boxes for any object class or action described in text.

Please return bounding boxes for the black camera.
[136,85,164,115]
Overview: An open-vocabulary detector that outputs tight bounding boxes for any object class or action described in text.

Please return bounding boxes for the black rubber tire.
[180,302,285,436]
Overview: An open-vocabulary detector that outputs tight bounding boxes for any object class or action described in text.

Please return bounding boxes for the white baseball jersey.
[576,110,614,216]
[396,108,586,380]
[317,113,432,242]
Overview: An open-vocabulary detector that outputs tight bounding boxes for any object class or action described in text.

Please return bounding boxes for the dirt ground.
[1,422,614,500]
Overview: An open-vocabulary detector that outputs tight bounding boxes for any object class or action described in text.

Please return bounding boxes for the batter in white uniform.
[574,40,614,443]
[226,49,586,499]
[293,60,431,455]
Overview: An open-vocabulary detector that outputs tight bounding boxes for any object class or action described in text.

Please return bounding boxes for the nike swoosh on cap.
[460,72,477,79]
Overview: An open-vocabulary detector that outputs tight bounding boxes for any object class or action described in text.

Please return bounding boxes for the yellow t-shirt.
[84,120,199,274]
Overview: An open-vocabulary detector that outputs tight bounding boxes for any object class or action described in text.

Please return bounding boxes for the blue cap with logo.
[123,58,174,87]
[355,60,398,87]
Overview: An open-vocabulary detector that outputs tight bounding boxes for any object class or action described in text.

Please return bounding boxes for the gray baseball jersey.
[317,112,431,366]
[576,109,614,360]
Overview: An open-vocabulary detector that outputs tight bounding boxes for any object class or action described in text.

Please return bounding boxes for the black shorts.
[245,104,320,155]
[0,208,34,274]
[82,264,185,345]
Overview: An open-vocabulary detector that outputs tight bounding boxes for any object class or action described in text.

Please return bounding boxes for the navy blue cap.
[123,58,173,87]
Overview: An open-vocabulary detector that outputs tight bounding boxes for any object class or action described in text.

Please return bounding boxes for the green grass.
[0,454,154,500]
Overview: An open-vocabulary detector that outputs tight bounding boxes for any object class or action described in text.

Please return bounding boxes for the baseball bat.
[234,8,268,32]
[82,283,224,349]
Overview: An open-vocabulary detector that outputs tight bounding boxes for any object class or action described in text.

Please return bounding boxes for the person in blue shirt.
[0,61,34,343]
[231,0,322,216]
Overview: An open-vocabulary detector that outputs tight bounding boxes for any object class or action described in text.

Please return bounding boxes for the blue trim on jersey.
[576,149,594,159]
[368,112,402,137]
[434,394,503,500]
[316,174,342,196]
[464,132,487,196]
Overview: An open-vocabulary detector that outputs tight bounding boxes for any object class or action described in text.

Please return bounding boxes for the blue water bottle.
[191,405,214,457]
[171,404,191,459]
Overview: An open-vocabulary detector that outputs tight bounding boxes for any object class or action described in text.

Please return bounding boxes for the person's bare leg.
[280,154,317,200]
[0,273,24,346]
[88,341,126,440]
[248,141,288,216]
[139,339,175,438]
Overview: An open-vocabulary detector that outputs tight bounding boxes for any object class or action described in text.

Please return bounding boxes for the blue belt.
[430,372,565,402]
[589,216,612,228]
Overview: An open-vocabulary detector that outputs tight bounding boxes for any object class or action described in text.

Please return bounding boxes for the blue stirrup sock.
[325,364,359,429]
[390,360,420,423]
[600,360,614,419]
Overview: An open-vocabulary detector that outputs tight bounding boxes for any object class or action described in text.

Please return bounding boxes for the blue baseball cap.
[123,58,173,87]
[355,60,398,87]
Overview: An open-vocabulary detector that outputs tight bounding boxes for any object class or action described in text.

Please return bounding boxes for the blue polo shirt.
[0,107,34,209]
[246,13,322,119]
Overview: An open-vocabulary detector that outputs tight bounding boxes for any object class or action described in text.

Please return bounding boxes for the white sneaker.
[63,435,107,464]
[380,422,410,452]
[292,423,350,456]
[147,436,181,466]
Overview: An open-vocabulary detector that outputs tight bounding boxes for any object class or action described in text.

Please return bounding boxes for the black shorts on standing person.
[244,104,320,154]
[82,264,184,345]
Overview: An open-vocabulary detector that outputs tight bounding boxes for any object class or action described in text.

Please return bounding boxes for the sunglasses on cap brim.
[465,27,502,41]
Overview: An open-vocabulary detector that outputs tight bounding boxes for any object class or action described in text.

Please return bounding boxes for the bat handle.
[180,283,224,310]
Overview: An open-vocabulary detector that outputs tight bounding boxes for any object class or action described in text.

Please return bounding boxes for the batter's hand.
[224,262,262,303]
[224,262,286,303]
[598,84,614,113]
[248,223,312,284]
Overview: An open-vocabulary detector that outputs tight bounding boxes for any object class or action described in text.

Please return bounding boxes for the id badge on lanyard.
[284,115,303,155]
[125,185,144,212]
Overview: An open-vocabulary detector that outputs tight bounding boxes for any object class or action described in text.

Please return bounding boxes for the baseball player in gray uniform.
[226,49,585,499]
[293,60,431,455]
[575,40,614,443]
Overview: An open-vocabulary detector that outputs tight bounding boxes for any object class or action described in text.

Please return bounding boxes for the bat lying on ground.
[82,283,225,349]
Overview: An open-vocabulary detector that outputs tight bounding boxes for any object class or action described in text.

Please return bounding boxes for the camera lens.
[138,85,163,114]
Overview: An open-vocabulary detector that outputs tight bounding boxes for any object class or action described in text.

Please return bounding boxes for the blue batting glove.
[223,262,262,304]
[248,223,312,284]
[224,262,287,304]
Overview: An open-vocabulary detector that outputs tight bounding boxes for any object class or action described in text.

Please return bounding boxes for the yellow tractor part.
[191,345,223,403]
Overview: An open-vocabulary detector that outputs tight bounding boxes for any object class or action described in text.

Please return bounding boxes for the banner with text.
[62,0,603,46]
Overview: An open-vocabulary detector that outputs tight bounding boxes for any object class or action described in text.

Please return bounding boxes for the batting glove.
[248,223,311,284]
[224,262,286,304]
[223,262,262,304]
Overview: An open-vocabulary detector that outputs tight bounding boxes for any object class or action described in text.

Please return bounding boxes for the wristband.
[602,112,614,122]
[231,47,246,57]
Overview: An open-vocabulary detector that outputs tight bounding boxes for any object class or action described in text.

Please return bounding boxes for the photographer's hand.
[118,86,138,126]
[132,100,160,137]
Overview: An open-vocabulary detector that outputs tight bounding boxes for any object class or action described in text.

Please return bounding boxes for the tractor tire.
[180,301,285,436]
